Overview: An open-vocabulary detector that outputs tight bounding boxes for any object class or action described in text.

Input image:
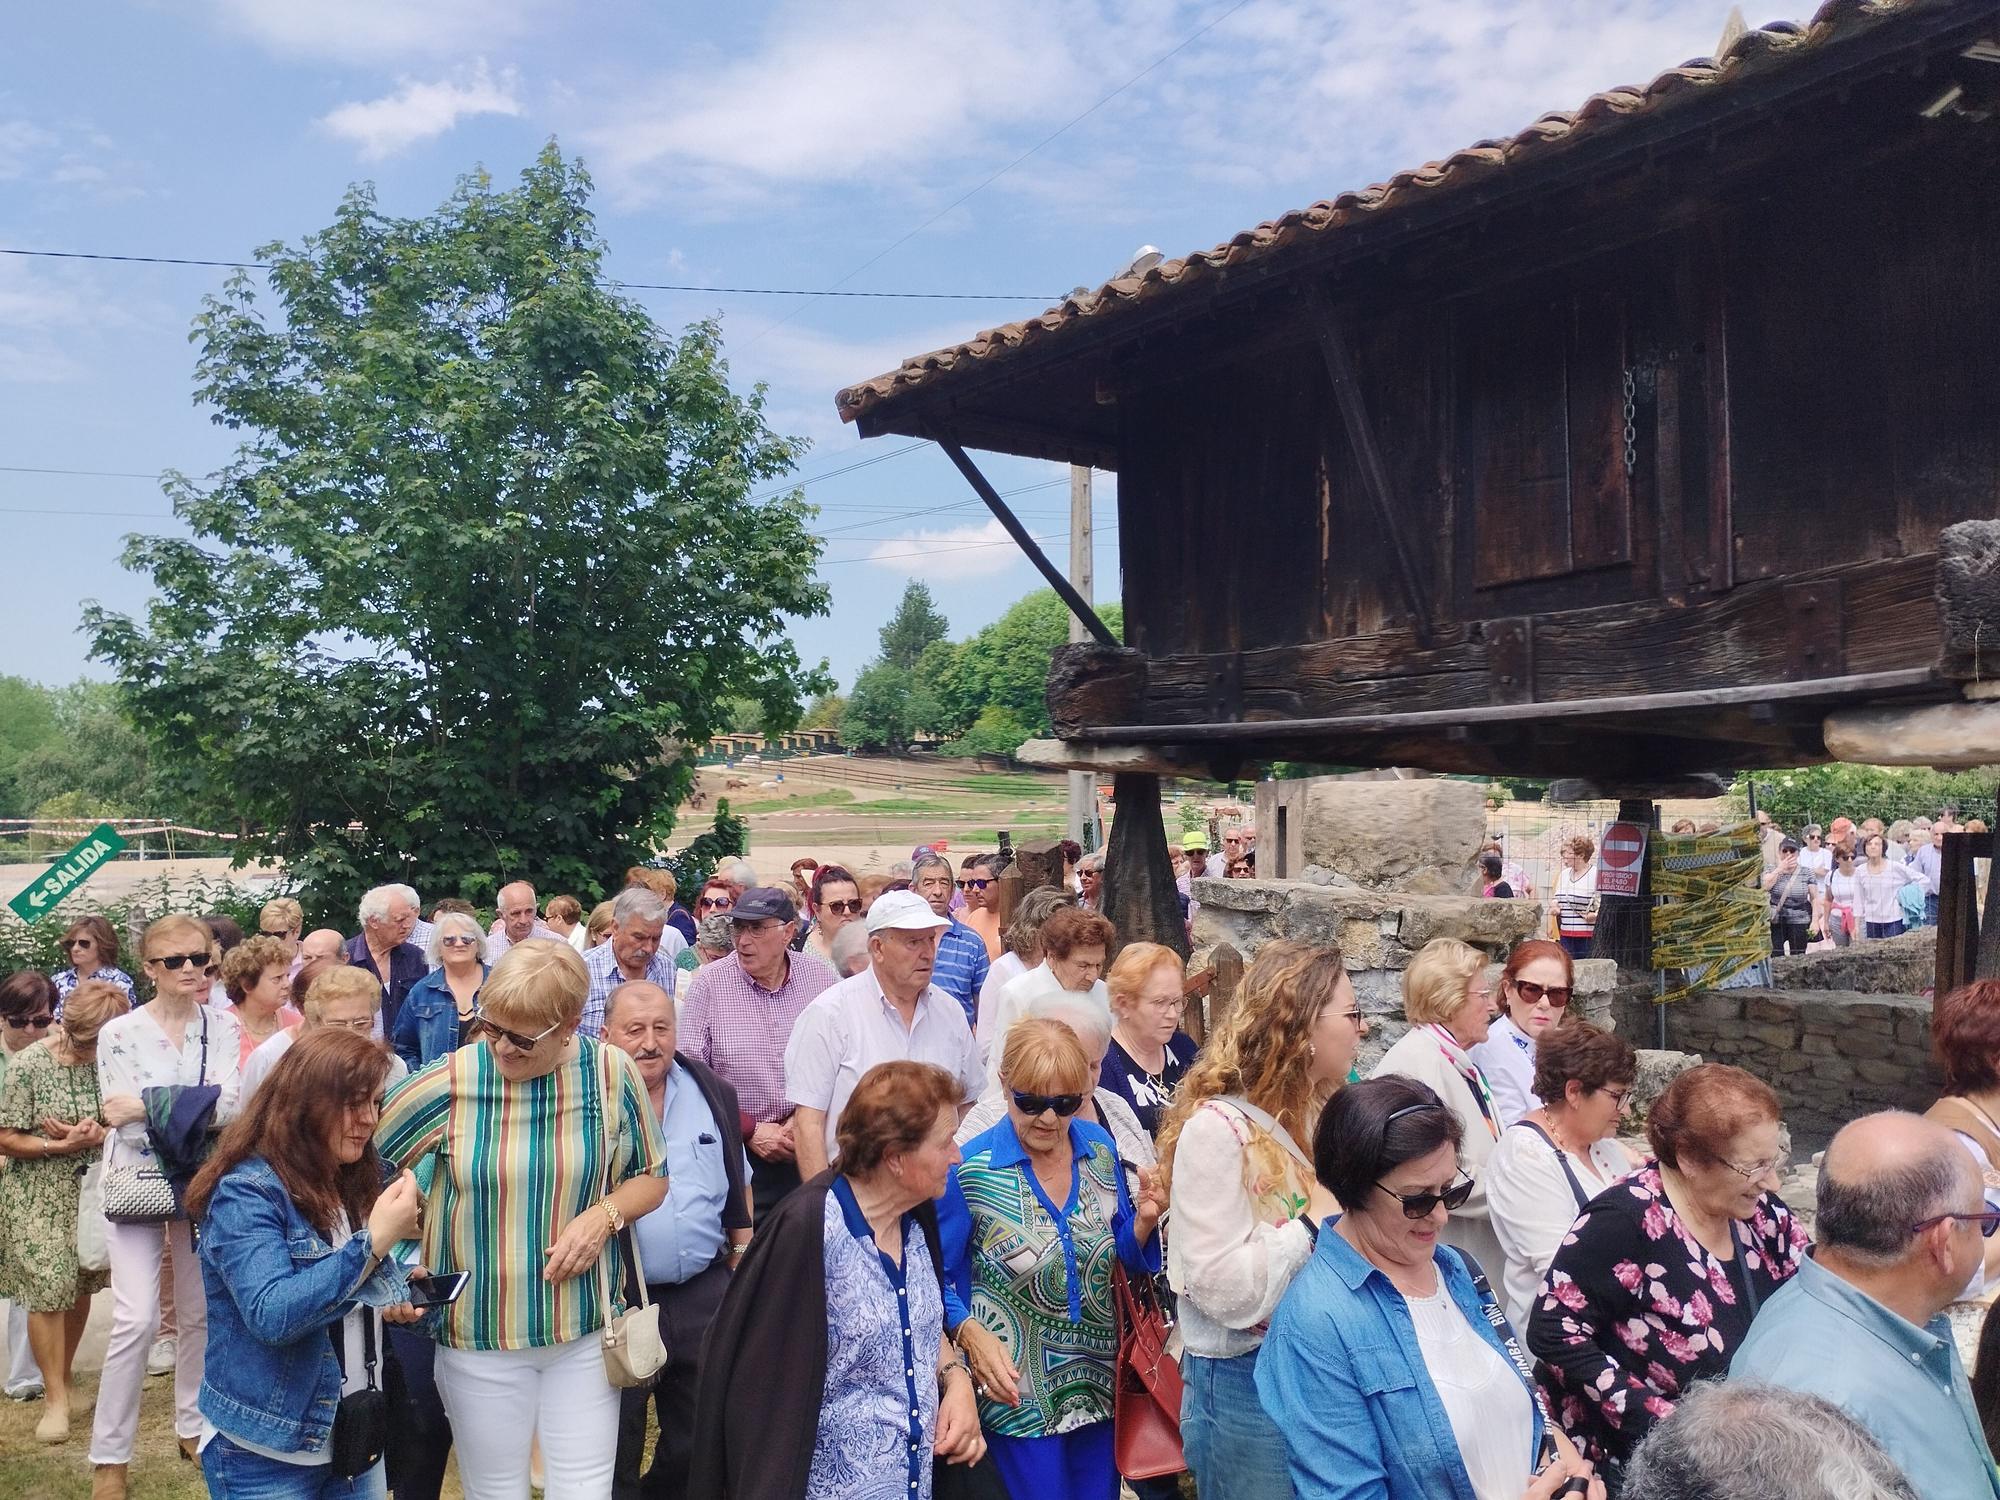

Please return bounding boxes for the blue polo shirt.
[1733,1253,2000,1500]
[930,919,989,1028]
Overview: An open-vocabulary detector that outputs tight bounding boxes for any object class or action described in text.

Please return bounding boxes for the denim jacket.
[1255,1224,1544,1500]
[392,967,484,1073]
[196,1155,410,1454]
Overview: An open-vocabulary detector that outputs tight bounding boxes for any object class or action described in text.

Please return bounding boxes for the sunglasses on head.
[151,952,211,971]
[955,878,990,891]
[1512,979,1572,1008]
[1011,1089,1084,1118]
[822,898,863,916]
[1376,1175,1475,1219]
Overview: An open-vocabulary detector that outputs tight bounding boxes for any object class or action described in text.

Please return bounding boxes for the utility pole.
[1067,464,1098,850]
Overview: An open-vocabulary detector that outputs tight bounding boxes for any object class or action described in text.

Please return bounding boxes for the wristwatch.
[600,1199,625,1235]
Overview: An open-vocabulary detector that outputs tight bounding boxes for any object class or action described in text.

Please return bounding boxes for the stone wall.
[1665,987,1939,1152]
[1769,926,1936,994]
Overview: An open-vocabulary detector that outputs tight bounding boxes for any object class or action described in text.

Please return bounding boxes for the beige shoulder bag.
[595,1042,668,1389]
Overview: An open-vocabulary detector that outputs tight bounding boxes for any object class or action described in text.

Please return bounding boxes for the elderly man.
[582,887,686,1036]
[828,921,869,979]
[783,889,982,1179]
[299,927,348,969]
[1075,849,1106,912]
[911,850,989,1028]
[603,980,750,1500]
[346,883,427,1036]
[714,857,758,901]
[1623,1381,1917,1500]
[679,887,838,1221]
[487,879,560,959]
[1734,1111,2000,1500]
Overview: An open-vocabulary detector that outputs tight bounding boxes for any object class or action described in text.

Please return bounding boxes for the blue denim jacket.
[391,967,484,1073]
[1255,1224,1544,1500]
[196,1156,410,1454]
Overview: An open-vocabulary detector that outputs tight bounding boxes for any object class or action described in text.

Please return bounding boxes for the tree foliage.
[0,678,160,818]
[876,581,951,673]
[86,147,829,913]
[1737,764,2000,833]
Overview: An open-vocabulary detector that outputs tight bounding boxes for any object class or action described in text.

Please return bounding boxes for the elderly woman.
[1486,1021,1639,1330]
[1102,940,1198,1137]
[691,1060,985,1497]
[256,897,305,957]
[219,935,303,1067]
[1255,1076,1602,1500]
[1924,979,2000,1289]
[392,910,488,1072]
[1368,937,1505,1275]
[1155,941,1360,1500]
[244,967,409,1103]
[1469,940,1574,1129]
[985,906,1114,1088]
[373,940,667,1499]
[941,1020,1165,1500]
[544,894,584,946]
[693,913,735,967]
[54,915,135,1009]
[976,886,1073,1053]
[185,1029,423,1498]
[695,877,736,920]
[0,977,121,1443]
[1554,836,1598,958]
[90,914,245,1493]
[1527,1063,1807,1485]
[802,864,863,968]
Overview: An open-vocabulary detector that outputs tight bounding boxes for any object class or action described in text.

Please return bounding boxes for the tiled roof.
[836,0,1955,427]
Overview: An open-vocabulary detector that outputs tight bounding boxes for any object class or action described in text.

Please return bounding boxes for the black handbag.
[328,1310,389,1478]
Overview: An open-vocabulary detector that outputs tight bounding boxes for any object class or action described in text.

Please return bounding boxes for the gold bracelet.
[601,1199,624,1235]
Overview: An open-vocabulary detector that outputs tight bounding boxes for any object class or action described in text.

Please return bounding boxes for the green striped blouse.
[375,1034,667,1351]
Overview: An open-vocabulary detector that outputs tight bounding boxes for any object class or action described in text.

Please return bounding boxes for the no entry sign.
[1597,821,1649,897]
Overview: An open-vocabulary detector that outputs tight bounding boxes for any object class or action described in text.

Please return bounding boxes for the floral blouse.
[1525,1161,1806,1472]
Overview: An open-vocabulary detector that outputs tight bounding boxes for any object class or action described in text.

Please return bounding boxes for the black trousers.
[1771,920,1811,956]
[613,1260,732,1500]
[384,1323,452,1500]
[748,1152,801,1227]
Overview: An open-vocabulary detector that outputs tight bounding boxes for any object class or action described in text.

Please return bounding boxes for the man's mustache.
[630,1046,668,1062]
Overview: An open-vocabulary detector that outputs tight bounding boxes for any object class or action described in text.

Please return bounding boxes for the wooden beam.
[1823,701,2000,767]
[1304,282,1432,642]
[938,438,1119,649]
[1937,829,1987,998]
[1015,738,1226,780]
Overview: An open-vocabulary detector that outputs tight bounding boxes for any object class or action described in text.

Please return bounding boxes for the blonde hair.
[586,899,618,947]
[221,935,293,1004]
[1105,941,1183,1021]
[259,897,304,934]
[61,978,130,1039]
[302,966,382,1022]
[625,866,678,901]
[1402,938,1487,1026]
[999,1017,1092,1097]
[546,894,583,925]
[1157,940,1350,1196]
[141,914,213,963]
[480,938,588,1031]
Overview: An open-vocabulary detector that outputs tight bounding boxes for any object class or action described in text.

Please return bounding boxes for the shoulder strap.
[596,1042,653,1314]
[1514,1119,1592,1211]
[1928,1097,2000,1175]
[1222,1094,1315,1174]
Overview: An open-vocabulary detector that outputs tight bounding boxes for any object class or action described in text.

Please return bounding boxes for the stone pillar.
[1102,773,1189,960]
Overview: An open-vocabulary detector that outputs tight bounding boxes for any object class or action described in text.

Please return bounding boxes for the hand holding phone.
[406,1270,470,1308]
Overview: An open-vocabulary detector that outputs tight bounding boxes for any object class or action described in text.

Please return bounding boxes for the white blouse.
[1408,1282,1535,1500]
[97,1003,244,1172]
[1486,1121,1633,1330]
[1468,1015,1540,1130]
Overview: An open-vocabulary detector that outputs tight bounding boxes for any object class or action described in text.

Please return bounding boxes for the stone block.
[1747,1022,1801,1049]
[1854,1057,1926,1088]
[1769,928,1935,994]
[1571,959,1618,995]
[1633,1049,1702,1120]
[1295,777,1489,893]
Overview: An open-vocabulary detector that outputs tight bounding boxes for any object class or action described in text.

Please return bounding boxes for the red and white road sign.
[1596,821,1649,897]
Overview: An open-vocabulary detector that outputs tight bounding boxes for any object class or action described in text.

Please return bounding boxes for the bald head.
[1817,1111,1979,1266]
[300,929,347,966]
[497,881,540,942]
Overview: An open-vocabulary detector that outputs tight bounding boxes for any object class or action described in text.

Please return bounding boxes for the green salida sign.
[8,822,128,924]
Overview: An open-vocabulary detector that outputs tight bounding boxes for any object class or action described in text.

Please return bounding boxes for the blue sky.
[2,0,1737,694]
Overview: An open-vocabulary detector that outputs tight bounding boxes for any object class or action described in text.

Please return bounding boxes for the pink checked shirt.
[678,949,839,1124]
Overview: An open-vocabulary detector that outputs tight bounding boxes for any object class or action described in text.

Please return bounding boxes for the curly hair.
[1156,939,1349,1197]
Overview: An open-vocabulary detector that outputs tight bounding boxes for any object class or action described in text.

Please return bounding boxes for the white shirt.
[1798,846,1833,880]
[974,951,1027,1061]
[1855,860,1924,923]
[1407,1282,1535,1500]
[1486,1121,1632,1330]
[982,961,1112,1089]
[242,1027,409,1103]
[1468,1014,1540,1130]
[97,1004,244,1173]
[486,921,562,960]
[782,964,982,1162]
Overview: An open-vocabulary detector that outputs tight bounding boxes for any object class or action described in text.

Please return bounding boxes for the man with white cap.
[783,888,983,1180]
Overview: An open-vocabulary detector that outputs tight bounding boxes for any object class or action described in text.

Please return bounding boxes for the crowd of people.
[1,835,1998,1499]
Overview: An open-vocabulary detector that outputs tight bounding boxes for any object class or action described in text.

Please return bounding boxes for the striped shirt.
[679,949,839,1124]
[1555,864,1597,937]
[931,919,991,1028]
[374,1034,667,1351]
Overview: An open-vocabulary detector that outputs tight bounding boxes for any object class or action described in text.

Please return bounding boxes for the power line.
[821,531,1068,566]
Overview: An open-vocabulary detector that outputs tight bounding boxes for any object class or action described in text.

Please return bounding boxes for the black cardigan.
[673,1051,753,1238]
[688,1168,943,1500]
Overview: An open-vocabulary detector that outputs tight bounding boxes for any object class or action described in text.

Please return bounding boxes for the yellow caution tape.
[1648,824,1769,1005]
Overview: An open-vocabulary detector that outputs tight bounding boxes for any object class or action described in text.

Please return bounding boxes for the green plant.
[658,800,748,894]
[1737,764,2000,832]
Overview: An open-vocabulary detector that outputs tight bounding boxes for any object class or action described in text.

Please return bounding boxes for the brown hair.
[1566,833,1597,862]
[0,970,58,1022]
[186,1029,390,1237]
[625,866,678,902]
[835,1061,964,1174]
[61,914,121,970]
[140,913,211,962]
[1647,1063,1781,1169]
[812,864,859,905]
[1531,1019,1637,1104]
[998,1017,1092,1097]
[221,935,293,1004]
[586,899,618,946]
[1105,941,1184,1019]
[290,954,342,1011]
[1935,980,2000,1096]
[1040,906,1115,961]
[1502,938,1573,992]
[259,898,304,936]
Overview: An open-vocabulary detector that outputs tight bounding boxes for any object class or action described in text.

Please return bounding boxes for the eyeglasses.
[440,935,479,948]
[1600,1086,1633,1109]
[61,938,96,951]
[1512,980,1572,1008]
[1375,1175,1475,1220]
[317,1014,377,1033]
[1720,1156,1783,1182]
[150,952,210,971]
[1915,1210,2000,1239]
[4,1013,53,1029]
[1010,1090,1084,1118]
[955,878,990,891]
[698,897,732,910]
[1135,994,1183,1013]
[472,1011,563,1053]
[822,899,863,916]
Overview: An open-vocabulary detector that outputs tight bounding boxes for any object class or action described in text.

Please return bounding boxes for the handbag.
[1112,1263,1186,1479]
[104,1009,209,1224]
[75,1158,109,1271]
[595,1044,668,1390]
[327,1309,389,1478]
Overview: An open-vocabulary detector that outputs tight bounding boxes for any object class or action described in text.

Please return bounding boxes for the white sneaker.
[2,1381,43,1401]
[146,1336,176,1376]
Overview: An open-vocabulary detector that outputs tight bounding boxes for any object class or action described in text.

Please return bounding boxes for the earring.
[1310,1042,1317,1061]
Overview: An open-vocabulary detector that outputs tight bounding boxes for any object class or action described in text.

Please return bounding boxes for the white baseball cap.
[865,889,951,935]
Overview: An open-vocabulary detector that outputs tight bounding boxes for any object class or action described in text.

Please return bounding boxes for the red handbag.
[1112,1266,1186,1479]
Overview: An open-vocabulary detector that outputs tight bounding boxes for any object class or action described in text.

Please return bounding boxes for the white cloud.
[318,62,523,160]
[209,0,546,63]
[0,254,135,383]
[864,518,1032,581]
[0,120,59,180]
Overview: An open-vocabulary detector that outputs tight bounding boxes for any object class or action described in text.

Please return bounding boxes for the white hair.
[829,920,871,978]
[358,883,420,926]
[716,857,758,887]
[1077,850,1106,874]
[426,909,487,967]
[612,887,670,928]
[1026,987,1113,1051]
[1622,1381,1917,1500]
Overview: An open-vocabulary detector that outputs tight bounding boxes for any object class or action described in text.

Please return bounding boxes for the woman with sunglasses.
[1470,940,1575,1130]
[694,878,736,920]
[802,863,864,969]
[1527,1064,1806,1488]
[1485,1021,1639,1330]
[53,915,135,1011]
[1255,1076,1602,1500]
[374,939,668,1500]
[939,1018,1165,1500]
[391,910,489,1072]
[90,915,245,1495]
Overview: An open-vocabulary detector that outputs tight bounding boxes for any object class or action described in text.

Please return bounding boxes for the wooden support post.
[1936,830,1988,998]
[1206,943,1245,1041]
[991,861,1025,937]
[1592,798,1658,975]
[1101,773,1190,962]
[1009,838,1067,898]
[1979,787,2000,982]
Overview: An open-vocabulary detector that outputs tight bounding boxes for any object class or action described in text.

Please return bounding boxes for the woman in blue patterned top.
[940,1017,1166,1500]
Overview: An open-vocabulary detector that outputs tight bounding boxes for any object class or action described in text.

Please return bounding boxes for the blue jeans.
[203,1432,386,1500]
[1181,1349,1293,1500]
[1866,920,1906,940]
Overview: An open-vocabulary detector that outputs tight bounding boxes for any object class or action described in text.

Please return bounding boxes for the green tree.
[877,580,951,672]
[842,663,921,751]
[929,590,1123,752]
[86,148,829,913]
[0,677,58,816]
[800,690,847,730]
[12,681,160,817]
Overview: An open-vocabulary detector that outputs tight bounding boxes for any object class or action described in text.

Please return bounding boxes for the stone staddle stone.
[1296,776,1489,894]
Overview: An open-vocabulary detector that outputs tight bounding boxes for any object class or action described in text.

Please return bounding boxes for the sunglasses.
[955,878,990,891]
[150,952,211,971]
[1512,979,1572,1008]
[822,899,863,916]
[258,927,295,938]
[1011,1090,1084,1118]
[61,938,97,951]
[1376,1175,1475,1220]
[4,1013,54,1029]
[1916,1210,2000,1239]
[698,897,733,910]
[471,1011,563,1053]
[440,935,479,948]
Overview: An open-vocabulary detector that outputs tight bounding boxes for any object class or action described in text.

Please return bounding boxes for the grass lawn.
[728,787,857,814]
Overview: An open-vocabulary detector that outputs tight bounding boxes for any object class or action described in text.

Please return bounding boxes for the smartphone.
[406,1271,470,1308]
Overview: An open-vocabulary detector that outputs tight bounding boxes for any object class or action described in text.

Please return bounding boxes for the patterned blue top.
[809,1175,943,1500]
[930,920,990,1028]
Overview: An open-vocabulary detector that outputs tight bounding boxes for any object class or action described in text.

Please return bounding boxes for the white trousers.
[435,1331,619,1500]
[3,1299,39,1392]
[89,1219,205,1463]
